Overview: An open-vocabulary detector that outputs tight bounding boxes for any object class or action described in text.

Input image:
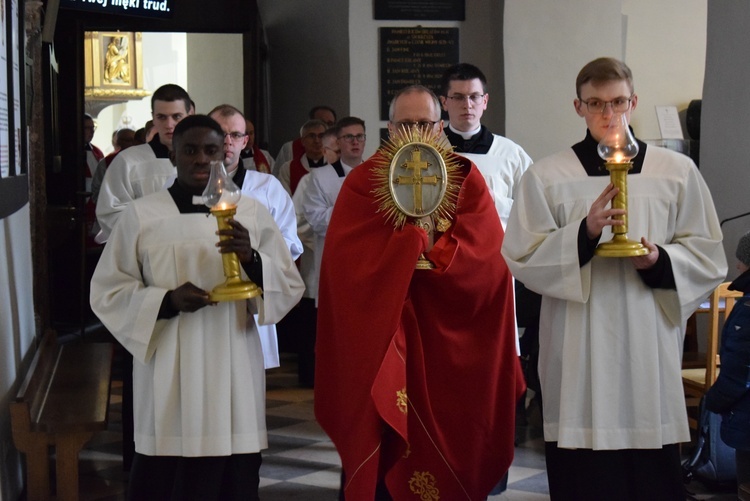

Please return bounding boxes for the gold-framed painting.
[84,31,150,101]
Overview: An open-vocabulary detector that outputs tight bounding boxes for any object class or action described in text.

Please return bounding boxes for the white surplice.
[95,143,175,241]
[300,161,353,301]
[458,133,532,230]
[502,145,727,450]
[241,169,303,368]
[91,190,305,457]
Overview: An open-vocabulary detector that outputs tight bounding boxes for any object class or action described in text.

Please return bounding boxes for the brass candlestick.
[209,205,262,302]
[202,160,262,301]
[594,112,649,258]
[594,161,648,257]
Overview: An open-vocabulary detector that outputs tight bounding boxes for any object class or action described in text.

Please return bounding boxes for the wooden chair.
[682,281,743,429]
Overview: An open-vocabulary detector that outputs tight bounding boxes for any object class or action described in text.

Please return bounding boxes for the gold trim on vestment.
[409,471,440,500]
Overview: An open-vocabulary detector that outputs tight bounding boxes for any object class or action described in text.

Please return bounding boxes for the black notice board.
[374,0,465,21]
[60,0,175,19]
[380,27,459,121]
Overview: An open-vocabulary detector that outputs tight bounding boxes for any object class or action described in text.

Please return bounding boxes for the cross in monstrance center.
[396,146,439,214]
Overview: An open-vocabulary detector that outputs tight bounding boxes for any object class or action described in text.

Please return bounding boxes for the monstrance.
[372,126,462,269]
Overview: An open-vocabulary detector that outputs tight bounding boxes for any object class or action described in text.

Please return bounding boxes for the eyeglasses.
[445,93,486,104]
[304,132,326,140]
[223,132,247,142]
[394,121,440,129]
[338,133,366,143]
[579,96,633,114]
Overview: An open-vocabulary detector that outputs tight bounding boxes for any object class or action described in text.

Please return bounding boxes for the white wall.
[186,33,244,114]
[91,33,244,152]
[0,205,37,501]
[91,32,189,151]
[702,1,750,280]
[505,0,706,161]
[349,2,461,160]
[258,0,350,155]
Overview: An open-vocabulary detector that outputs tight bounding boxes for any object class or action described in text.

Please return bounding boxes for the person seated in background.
[706,230,750,494]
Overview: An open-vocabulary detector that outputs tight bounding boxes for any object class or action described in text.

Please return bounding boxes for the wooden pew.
[10,330,113,501]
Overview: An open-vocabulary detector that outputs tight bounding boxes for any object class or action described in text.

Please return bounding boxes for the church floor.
[72,353,735,500]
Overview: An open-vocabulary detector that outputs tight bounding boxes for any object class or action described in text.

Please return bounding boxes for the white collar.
[449,123,481,140]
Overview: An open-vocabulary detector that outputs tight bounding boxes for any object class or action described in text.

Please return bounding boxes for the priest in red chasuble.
[314,85,525,500]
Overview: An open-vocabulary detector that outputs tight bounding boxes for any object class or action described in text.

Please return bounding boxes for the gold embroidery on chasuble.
[397,387,408,414]
[409,471,440,500]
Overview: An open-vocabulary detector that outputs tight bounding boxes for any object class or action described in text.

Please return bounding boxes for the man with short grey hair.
[277,119,328,196]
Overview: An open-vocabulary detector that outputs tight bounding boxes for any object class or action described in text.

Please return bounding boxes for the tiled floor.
[73,353,737,500]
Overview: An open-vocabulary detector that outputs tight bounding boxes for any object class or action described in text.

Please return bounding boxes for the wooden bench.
[10,330,113,501]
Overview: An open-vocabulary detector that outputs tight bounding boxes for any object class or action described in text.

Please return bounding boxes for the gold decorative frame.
[84,31,150,101]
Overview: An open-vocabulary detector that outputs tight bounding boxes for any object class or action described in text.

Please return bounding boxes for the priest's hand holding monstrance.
[372,125,462,269]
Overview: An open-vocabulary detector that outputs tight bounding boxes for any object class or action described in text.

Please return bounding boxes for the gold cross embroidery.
[396,146,439,215]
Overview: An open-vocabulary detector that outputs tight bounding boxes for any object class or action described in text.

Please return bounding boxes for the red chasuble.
[252,145,271,174]
[315,152,525,500]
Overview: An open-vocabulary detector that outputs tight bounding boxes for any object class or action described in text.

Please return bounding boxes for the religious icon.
[103,36,130,84]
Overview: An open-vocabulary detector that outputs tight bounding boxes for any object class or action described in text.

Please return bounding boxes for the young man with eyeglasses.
[502,57,727,500]
[440,63,532,228]
[300,116,366,300]
[208,105,302,372]
[315,85,524,499]
[208,105,302,261]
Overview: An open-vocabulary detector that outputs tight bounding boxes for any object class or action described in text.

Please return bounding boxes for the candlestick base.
[595,234,649,258]
[209,277,262,302]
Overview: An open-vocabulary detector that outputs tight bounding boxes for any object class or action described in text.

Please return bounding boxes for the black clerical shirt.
[157,182,263,318]
[443,125,495,154]
[572,129,674,289]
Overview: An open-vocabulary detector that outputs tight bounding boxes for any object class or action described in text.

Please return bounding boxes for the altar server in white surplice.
[439,63,532,229]
[91,115,304,500]
[209,104,302,369]
[96,84,193,242]
[501,57,727,501]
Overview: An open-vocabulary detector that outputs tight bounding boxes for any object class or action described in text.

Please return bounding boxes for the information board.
[374,0,465,21]
[380,27,459,120]
[60,0,174,19]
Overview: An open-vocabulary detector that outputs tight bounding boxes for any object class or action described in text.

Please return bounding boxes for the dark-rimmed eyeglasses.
[338,133,366,143]
[579,96,633,114]
[223,132,247,142]
[445,93,486,104]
